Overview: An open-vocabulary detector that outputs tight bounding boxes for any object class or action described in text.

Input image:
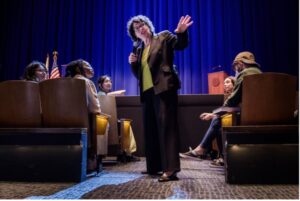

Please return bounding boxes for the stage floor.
[0,157,298,199]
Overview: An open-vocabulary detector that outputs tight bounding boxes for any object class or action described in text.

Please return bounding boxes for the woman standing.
[127,15,193,182]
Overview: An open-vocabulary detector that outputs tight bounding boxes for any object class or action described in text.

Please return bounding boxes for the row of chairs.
[0,78,112,181]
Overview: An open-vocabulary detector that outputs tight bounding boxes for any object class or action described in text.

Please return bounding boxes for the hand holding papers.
[107,90,126,96]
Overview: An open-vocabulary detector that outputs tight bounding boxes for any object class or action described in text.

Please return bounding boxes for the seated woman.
[65,59,104,172]
[65,59,101,114]
[22,61,48,82]
[97,74,139,162]
[97,75,125,96]
[180,76,236,166]
[97,75,113,96]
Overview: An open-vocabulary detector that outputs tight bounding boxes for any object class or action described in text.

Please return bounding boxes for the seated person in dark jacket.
[180,51,262,167]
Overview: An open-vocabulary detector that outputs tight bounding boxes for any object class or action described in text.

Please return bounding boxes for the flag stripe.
[50,67,60,79]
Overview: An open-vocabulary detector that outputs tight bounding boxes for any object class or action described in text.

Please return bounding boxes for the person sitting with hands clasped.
[180,76,236,162]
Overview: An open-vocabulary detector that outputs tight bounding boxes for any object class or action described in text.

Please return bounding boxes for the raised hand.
[174,15,193,33]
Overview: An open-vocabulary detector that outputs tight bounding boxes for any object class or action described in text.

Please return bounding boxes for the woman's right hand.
[128,53,137,64]
[199,113,215,121]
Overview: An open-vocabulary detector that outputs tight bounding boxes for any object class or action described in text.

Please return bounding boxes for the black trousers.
[142,88,180,173]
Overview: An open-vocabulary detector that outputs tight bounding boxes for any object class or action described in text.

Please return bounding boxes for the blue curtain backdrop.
[0,0,298,95]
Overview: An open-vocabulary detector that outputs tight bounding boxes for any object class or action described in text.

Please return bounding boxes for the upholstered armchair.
[40,78,109,174]
[98,95,136,162]
[215,73,298,184]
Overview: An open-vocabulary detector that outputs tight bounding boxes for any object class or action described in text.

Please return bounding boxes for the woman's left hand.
[175,15,193,33]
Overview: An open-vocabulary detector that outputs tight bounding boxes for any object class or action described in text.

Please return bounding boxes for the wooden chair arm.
[118,118,132,123]
[99,112,111,119]
[221,113,240,127]
[213,106,240,116]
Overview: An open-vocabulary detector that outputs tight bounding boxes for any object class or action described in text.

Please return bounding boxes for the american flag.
[50,51,60,79]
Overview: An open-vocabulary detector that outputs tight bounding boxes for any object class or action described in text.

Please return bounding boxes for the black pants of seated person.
[142,88,180,174]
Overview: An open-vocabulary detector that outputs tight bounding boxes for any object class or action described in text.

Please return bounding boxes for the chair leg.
[96,155,103,175]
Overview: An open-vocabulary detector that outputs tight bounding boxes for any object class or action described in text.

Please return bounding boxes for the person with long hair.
[22,61,48,82]
[97,75,113,96]
[97,74,140,162]
[180,76,236,163]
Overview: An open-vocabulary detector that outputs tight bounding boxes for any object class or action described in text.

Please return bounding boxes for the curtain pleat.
[0,0,298,94]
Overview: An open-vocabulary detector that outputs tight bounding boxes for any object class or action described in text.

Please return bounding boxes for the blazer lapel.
[147,34,159,62]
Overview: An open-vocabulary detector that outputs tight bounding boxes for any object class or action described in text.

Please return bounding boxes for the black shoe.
[117,154,127,163]
[158,172,179,182]
[126,155,141,162]
[141,171,162,176]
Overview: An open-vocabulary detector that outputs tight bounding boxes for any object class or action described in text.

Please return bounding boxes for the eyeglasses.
[35,69,47,73]
[133,22,145,32]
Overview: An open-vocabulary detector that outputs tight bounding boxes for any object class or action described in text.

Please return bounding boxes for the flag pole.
[45,53,50,79]
[53,51,58,63]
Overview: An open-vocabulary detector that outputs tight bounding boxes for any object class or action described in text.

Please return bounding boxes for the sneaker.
[179,147,203,160]
[209,158,224,168]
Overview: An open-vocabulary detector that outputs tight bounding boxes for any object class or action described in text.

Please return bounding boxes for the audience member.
[97,75,126,96]
[65,59,103,172]
[180,76,235,161]
[223,51,262,107]
[181,51,262,167]
[97,74,140,162]
[65,59,101,114]
[97,75,113,96]
[22,61,48,82]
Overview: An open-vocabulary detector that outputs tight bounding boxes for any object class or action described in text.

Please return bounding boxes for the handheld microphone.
[132,41,140,54]
[132,41,142,62]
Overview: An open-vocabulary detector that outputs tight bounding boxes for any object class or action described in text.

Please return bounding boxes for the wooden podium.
[208,71,228,94]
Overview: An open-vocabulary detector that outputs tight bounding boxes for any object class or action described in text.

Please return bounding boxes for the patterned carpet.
[0,158,298,199]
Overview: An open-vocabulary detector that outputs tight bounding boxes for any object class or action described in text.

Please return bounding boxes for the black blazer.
[131,30,189,98]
